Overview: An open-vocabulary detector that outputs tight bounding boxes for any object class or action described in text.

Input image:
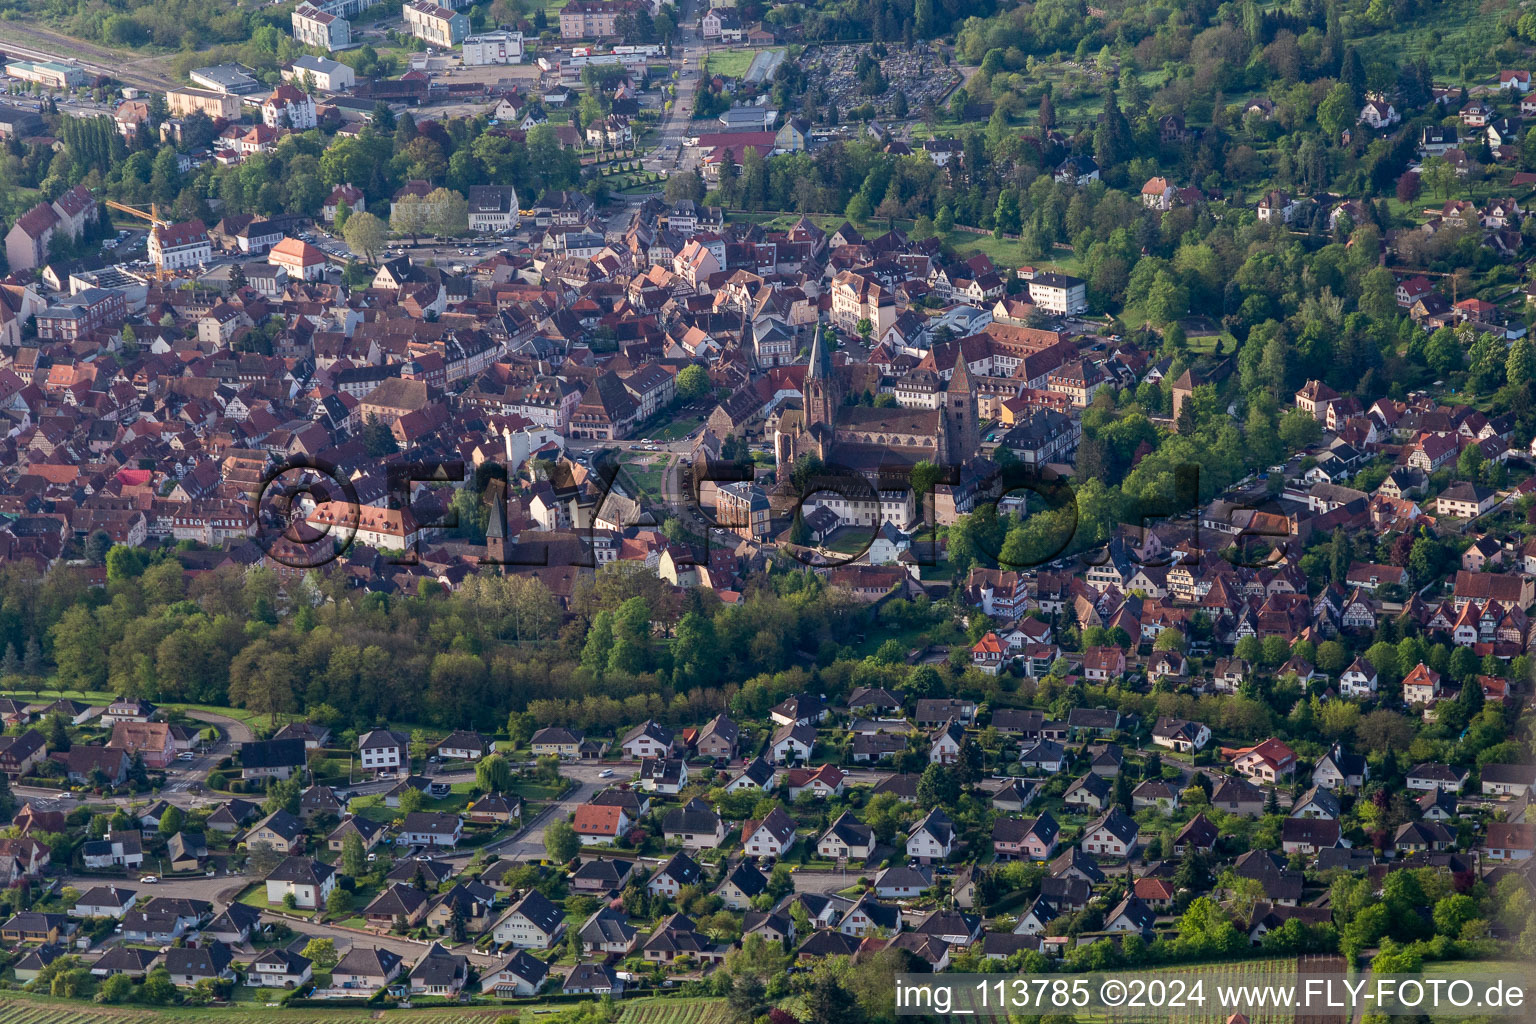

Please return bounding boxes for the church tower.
[943,349,979,463]
[485,486,507,568]
[803,323,840,432]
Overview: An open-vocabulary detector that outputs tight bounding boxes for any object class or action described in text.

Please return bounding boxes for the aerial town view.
[0,0,1535,1020]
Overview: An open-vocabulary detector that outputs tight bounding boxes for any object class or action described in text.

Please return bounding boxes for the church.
[774,325,980,485]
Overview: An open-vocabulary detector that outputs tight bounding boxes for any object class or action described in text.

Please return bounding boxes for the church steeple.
[803,322,840,432]
[485,487,507,568]
[944,348,978,462]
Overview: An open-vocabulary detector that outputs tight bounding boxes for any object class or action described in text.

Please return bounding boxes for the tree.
[1092,88,1131,170]
[1317,82,1354,139]
[342,211,386,263]
[301,938,340,971]
[545,818,581,863]
[392,194,429,245]
[676,364,711,401]
[361,414,399,457]
[917,762,961,808]
[48,714,71,752]
[424,187,469,238]
[475,753,513,794]
[1420,157,1457,199]
[341,833,367,878]
[728,973,769,1022]
[1509,336,1535,388]
[158,804,184,836]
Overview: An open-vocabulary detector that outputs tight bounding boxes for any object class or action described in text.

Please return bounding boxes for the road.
[643,15,706,176]
[258,911,505,967]
[478,762,616,861]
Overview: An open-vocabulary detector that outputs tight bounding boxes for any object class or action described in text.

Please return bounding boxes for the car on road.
[599,768,614,777]
[177,751,194,760]
[139,875,159,884]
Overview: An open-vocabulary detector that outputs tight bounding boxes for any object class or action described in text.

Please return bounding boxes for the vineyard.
[0,996,734,1024]
[0,998,518,1024]
[616,999,731,1024]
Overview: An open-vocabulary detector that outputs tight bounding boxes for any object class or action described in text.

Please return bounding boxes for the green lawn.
[235,882,316,919]
[704,48,757,79]
[2,688,267,727]
[645,415,702,441]
[509,778,567,801]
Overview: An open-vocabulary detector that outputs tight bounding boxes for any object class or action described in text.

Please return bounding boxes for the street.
[643,8,706,176]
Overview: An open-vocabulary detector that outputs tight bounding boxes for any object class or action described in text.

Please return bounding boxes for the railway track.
[3,35,176,91]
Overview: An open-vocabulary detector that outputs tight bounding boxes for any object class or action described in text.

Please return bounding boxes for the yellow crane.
[104,199,173,279]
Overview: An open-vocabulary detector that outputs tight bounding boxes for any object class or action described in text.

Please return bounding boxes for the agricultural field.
[0,996,503,1024]
[617,999,731,1024]
[0,996,735,1024]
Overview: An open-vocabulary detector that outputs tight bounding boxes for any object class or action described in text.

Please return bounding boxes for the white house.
[1080,808,1139,858]
[264,858,336,909]
[1339,657,1378,698]
[742,808,797,858]
[246,949,312,989]
[817,812,875,860]
[491,890,565,949]
[906,808,954,865]
[358,729,408,774]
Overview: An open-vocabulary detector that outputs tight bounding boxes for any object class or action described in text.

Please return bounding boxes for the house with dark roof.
[492,889,566,948]
[164,942,235,987]
[331,946,403,994]
[483,949,548,997]
[1081,807,1139,857]
[647,851,704,898]
[579,905,639,955]
[263,857,336,909]
[662,797,726,849]
[409,943,468,996]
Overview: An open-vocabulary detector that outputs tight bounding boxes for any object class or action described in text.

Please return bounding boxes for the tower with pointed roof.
[803,323,840,436]
[1171,368,1200,429]
[485,487,507,568]
[942,349,978,464]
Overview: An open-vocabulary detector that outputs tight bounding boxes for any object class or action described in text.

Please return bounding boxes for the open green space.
[703,49,758,79]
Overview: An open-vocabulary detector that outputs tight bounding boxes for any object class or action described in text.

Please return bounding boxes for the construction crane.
[104,199,172,279]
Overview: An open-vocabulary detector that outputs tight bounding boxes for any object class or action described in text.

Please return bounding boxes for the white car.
[599,768,614,778]
[139,875,159,884]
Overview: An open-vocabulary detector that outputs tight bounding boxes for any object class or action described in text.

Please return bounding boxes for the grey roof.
[662,798,720,835]
[164,942,232,978]
[654,851,703,887]
[365,883,430,917]
[400,811,461,834]
[723,861,766,897]
[578,905,637,946]
[408,943,466,985]
[506,889,564,935]
[1085,807,1139,845]
[873,864,932,890]
[333,945,402,978]
[250,809,303,841]
[265,856,335,886]
[494,949,548,986]
[386,858,454,885]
